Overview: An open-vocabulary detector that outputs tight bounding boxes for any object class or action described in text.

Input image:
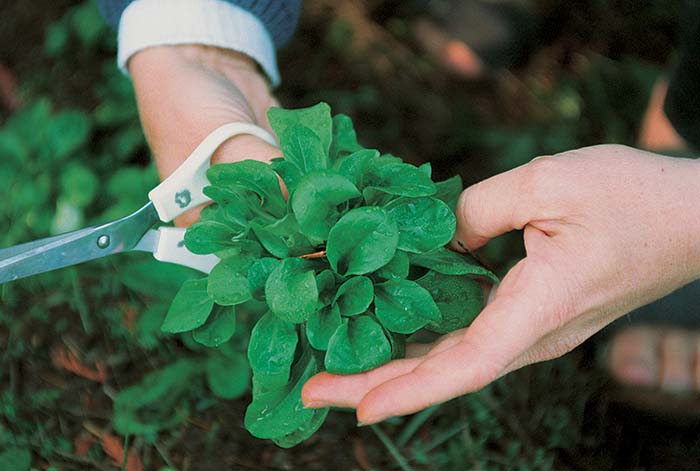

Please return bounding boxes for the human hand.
[128,45,282,226]
[301,144,700,424]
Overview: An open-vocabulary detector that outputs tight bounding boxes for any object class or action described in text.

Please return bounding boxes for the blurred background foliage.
[0,0,697,470]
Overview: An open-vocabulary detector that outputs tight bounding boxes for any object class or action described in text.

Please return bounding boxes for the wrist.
[128,44,263,87]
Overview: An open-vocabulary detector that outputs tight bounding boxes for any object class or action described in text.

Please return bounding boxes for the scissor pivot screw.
[97,235,111,249]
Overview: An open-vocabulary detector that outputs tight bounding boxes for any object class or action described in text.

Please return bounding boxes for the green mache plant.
[162,102,499,447]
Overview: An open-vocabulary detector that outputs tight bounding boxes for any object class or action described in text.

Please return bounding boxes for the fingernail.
[356,421,367,427]
[302,400,328,409]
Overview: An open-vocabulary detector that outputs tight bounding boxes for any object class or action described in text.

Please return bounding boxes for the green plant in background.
[162,102,499,447]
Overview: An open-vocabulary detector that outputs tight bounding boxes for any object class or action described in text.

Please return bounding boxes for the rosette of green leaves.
[162,102,498,447]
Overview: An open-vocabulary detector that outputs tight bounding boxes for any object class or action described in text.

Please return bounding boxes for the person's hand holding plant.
[302,145,700,425]
[128,45,281,226]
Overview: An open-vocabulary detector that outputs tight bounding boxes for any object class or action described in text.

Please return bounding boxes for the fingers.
[354,259,559,424]
[303,329,469,410]
[454,159,549,251]
[302,357,422,409]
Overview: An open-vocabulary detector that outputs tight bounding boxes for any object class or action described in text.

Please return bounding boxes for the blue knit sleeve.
[95,0,301,47]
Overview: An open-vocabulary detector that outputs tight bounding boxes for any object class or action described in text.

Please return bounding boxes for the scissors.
[0,123,278,283]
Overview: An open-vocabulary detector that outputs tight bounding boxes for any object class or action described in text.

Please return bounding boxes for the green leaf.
[136,303,168,350]
[333,149,378,188]
[375,250,410,280]
[268,102,333,156]
[207,160,286,218]
[333,276,374,317]
[280,124,328,173]
[245,348,319,439]
[330,113,363,161]
[50,198,84,234]
[248,257,281,301]
[418,162,432,178]
[272,407,330,448]
[206,352,250,399]
[0,447,31,471]
[316,269,338,307]
[265,258,319,323]
[250,214,315,259]
[184,220,237,255]
[306,304,342,350]
[408,247,499,284]
[162,278,214,333]
[60,164,98,208]
[120,260,199,301]
[214,241,262,265]
[326,206,399,276]
[248,312,298,388]
[363,161,436,203]
[270,157,304,195]
[386,329,406,359]
[114,360,199,435]
[385,197,456,253]
[207,258,253,306]
[417,271,484,334]
[362,166,431,199]
[434,175,463,212]
[374,279,441,334]
[325,316,391,374]
[44,22,68,57]
[45,110,91,160]
[193,305,236,347]
[291,170,360,242]
[202,186,255,229]
[0,130,28,165]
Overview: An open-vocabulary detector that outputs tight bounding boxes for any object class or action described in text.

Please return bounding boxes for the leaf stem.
[300,250,327,260]
[370,424,415,471]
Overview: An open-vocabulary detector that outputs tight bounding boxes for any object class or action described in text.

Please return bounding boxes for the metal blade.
[0,202,160,284]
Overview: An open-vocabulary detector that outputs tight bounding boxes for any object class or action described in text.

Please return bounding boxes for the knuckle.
[520,157,561,207]
[458,184,488,235]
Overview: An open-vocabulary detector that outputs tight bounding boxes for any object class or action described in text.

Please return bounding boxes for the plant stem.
[121,434,129,471]
[300,250,327,259]
[370,424,415,471]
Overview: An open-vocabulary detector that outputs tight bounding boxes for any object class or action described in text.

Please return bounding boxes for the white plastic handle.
[148,123,278,222]
[152,227,219,274]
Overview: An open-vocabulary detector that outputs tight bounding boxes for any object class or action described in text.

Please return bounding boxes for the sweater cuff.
[118,0,280,86]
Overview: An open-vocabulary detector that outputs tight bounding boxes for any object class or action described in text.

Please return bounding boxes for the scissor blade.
[0,202,160,284]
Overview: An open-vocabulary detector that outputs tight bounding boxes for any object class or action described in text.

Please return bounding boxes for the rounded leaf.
[207,259,252,306]
[333,276,374,317]
[193,305,236,347]
[306,304,342,350]
[248,257,281,301]
[248,312,298,388]
[206,352,250,399]
[245,349,319,438]
[161,278,214,333]
[291,170,360,242]
[265,258,319,323]
[326,206,399,276]
[417,270,484,334]
[375,250,410,280]
[409,247,499,284]
[385,197,456,253]
[325,316,392,374]
[374,279,441,334]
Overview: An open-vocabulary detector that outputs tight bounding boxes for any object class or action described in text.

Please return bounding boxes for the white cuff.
[118,0,280,86]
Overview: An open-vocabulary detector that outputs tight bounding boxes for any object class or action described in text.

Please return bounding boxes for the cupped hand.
[128,45,282,226]
[302,144,700,425]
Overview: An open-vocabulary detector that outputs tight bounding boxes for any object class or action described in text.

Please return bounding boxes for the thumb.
[454,159,548,251]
